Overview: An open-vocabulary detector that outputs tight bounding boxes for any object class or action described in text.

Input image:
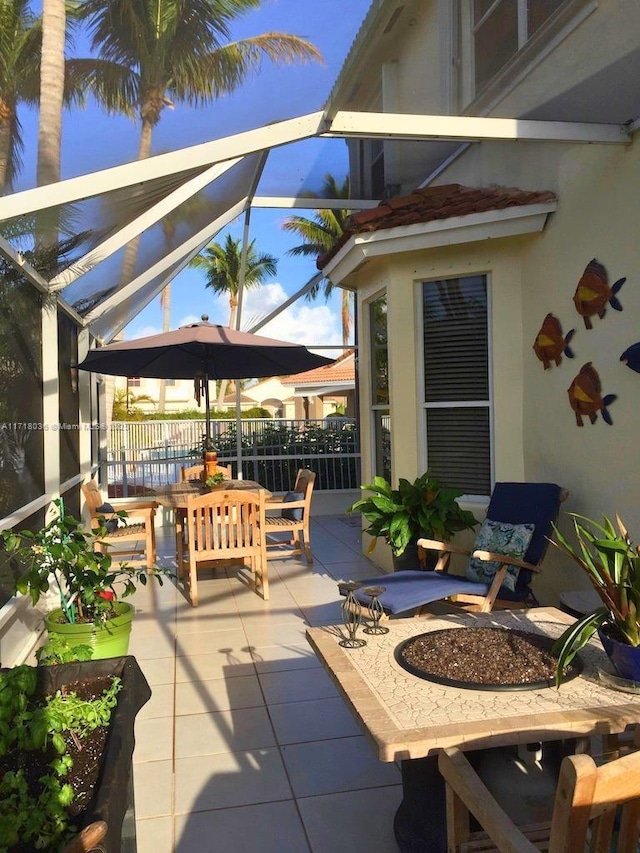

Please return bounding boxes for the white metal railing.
[107,418,360,496]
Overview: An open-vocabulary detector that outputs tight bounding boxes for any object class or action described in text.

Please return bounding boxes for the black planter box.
[34,656,151,853]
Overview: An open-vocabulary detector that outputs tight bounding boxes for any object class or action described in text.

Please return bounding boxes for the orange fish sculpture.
[532,313,575,369]
[573,259,625,329]
[567,362,616,427]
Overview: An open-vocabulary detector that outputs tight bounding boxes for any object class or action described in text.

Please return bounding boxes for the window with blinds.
[370,294,390,480]
[422,276,491,496]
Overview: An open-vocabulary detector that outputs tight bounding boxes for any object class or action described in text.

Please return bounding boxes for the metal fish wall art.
[532,313,575,369]
[620,343,640,374]
[573,258,625,329]
[567,362,616,427]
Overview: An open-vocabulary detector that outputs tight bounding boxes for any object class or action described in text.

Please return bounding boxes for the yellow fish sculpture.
[573,259,625,330]
[532,313,575,369]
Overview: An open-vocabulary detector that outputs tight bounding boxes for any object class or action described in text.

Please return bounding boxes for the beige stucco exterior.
[327,0,640,602]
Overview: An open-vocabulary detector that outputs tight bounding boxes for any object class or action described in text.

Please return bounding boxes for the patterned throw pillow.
[466,520,535,592]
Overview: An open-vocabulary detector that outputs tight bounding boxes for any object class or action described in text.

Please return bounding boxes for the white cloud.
[240,283,343,354]
[124,324,161,340]
[177,313,202,327]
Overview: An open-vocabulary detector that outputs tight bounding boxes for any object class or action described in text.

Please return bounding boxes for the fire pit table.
[306,607,640,852]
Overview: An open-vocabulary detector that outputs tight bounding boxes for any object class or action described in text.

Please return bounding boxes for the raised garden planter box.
[1,656,151,853]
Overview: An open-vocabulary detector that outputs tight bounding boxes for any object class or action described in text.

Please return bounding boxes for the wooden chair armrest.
[417,538,471,556]
[265,500,305,511]
[438,748,540,853]
[471,550,541,572]
[111,500,158,512]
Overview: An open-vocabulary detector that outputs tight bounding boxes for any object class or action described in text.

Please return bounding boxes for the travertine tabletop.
[306,607,640,762]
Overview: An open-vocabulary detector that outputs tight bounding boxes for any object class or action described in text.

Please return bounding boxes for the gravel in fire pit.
[395,627,580,690]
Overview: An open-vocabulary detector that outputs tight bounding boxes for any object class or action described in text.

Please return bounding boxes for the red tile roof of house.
[281,349,355,387]
[317,183,556,268]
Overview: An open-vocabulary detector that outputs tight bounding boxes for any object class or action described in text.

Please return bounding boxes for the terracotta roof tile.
[318,184,556,269]
[281,350,355,386]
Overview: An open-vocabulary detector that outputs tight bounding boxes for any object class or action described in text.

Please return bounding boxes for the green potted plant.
[1,498,169,660]
[348,472,478,570]
[205,471,226,490]
[551,513,640,686]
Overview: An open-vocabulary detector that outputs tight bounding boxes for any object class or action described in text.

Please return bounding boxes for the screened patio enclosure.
[0,105,630,666]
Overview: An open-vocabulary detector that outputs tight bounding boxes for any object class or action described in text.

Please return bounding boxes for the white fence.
[107,418,360,496]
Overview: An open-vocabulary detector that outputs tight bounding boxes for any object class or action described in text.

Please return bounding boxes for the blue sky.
[24,0,372,348]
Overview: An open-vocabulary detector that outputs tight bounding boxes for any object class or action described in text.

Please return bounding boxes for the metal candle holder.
[339,581,366,648]
[362,586,389,634]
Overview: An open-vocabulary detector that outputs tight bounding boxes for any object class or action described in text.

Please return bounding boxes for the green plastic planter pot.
[44,601,135,660]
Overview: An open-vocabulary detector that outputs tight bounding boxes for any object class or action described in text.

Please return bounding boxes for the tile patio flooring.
[128,515,404,853]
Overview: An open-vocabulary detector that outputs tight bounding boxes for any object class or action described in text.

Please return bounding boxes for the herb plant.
[0,664,122,852]
[36,637,94,666]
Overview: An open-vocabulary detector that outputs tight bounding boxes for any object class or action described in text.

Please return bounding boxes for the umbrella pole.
[235,385,243,480]
[204,372,211,447]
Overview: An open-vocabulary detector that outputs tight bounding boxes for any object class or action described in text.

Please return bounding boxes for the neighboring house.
[113,363,355,419]
[114,375,201,413]
[320,0,640,596]
[280,349,356,419]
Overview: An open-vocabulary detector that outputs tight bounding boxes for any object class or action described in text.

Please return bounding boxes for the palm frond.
[65,58,138,114]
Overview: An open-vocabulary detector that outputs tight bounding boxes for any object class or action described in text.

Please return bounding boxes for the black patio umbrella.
[78,317,334,445]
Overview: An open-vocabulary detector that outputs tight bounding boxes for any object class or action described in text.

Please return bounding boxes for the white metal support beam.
[84,199,248,323]
[323,110,630,144]
[49,158,243,291]
[0,236,50,293]
[0,112,326,221]
[251,196,380,210]
[235,151,269,331]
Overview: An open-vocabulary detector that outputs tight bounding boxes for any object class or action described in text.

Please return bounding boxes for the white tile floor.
[128,515,403,853]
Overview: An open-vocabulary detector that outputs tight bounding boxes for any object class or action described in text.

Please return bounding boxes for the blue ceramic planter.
[598,625,640,682]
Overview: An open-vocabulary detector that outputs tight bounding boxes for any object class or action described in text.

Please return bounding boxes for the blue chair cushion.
[350,571,492,615]
[282,491,304,521]
[466,519,534,592]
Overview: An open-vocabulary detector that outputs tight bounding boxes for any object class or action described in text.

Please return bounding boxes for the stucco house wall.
[327,0,640,603]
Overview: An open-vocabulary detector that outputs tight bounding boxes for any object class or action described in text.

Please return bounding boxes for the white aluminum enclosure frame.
[0,109,630,344]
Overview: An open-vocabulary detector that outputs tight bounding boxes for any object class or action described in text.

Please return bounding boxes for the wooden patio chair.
[264,469,316,564]
[179,489,268,606]
[81,479,157,569]
[346,482,568,616]
[181,462,232,482]
[439,745,640,852]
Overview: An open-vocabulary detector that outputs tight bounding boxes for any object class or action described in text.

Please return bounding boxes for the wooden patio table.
[154,479,272,563]
[306,606,640,852]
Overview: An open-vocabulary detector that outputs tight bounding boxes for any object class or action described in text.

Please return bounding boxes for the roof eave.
[322,201,557,285]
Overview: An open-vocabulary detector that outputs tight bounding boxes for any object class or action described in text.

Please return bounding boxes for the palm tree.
[281,173,352,344]
[78,0,321,283]
[0,1,41,192]
[37,0,66,190]
[189,232,277,408]
[29,1,132,239]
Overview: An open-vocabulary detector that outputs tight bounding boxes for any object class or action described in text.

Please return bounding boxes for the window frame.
[455,0,597,110]
[367,291,391,482]
[417,273,495,499]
